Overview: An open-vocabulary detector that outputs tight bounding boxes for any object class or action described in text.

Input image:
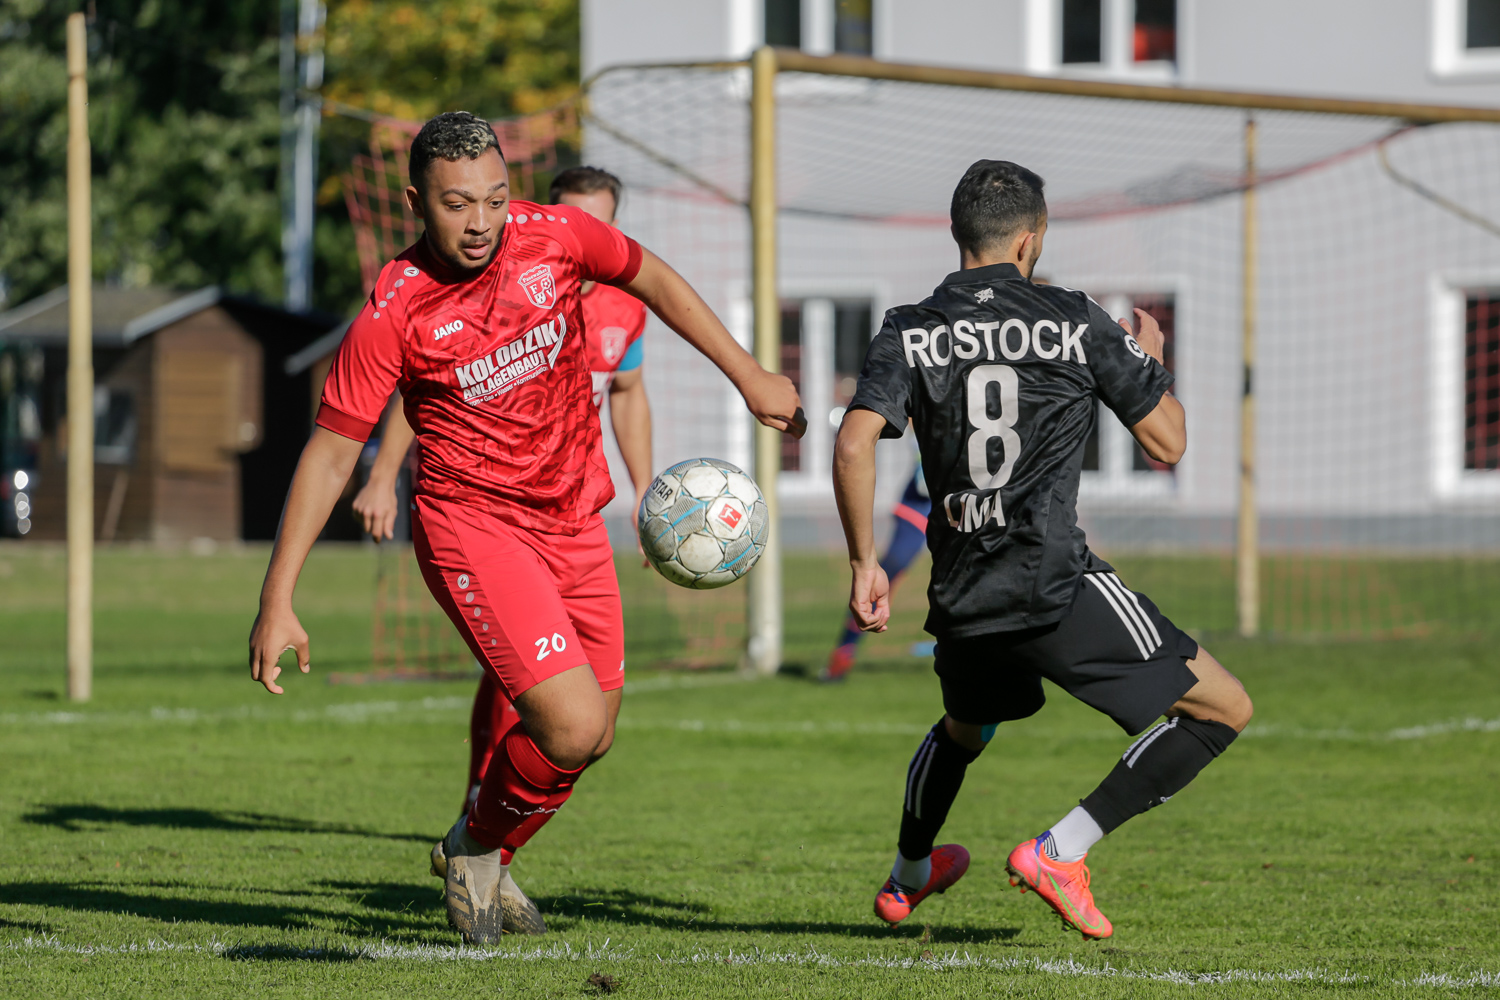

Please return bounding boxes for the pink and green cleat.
[873,844,970,926]
[1005,837,1113,939]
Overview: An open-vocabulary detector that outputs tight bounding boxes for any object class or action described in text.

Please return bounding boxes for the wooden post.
[66,12,93,701]
[746,46,782,676]
[1237,114,1259,639]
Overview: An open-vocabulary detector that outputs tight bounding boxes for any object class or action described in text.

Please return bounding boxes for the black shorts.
[935,570,1199,736]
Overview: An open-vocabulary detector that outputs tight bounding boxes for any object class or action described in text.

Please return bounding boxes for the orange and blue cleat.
[1005,837,1113,939]
[873,844,970,926]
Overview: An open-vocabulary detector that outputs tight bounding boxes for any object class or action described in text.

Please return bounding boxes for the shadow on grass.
[22,804,431,843]
[535,888,1020,943]
[0,880,446,941]
[221,943,364,962]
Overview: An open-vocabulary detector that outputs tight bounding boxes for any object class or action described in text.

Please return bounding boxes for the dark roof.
[0,285,231,346]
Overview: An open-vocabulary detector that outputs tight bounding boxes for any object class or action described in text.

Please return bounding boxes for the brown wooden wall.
[27,305,263,542]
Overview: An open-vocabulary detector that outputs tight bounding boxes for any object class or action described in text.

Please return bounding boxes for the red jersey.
[582,282,648,408]
[317,200,643,535]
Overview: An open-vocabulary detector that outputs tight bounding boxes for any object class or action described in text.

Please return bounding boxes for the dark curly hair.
[950,160,1047,257]
[408,111,503,190]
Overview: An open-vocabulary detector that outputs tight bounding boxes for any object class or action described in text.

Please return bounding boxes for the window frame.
[726,279,892,497]
[1024,0,1180,81]
[1070,278,1189,503]
[1431,272,1500,498]
[1431,0,1500,80]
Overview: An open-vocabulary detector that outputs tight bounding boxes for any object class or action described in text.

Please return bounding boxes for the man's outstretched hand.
[248,604,310,695]
[741,370,806,438]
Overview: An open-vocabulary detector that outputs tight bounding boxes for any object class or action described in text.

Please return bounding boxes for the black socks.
[1081,716,1239,833]
[897,719,983,861]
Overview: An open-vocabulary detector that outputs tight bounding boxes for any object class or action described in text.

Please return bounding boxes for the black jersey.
[848,262,1174,637]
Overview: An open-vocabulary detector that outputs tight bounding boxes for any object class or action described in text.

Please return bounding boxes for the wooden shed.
[0,285,341,542]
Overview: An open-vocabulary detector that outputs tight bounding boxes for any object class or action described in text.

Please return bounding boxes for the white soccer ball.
[638,458,767,589]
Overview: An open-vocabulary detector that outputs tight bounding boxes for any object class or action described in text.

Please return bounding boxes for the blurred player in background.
[820,459,929,683]
[249,113,802,944]
[352,165,655,868]
[833,159,1251,940]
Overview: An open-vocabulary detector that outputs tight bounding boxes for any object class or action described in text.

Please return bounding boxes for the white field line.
[1,691,1498,743]
[4,934,1499,988]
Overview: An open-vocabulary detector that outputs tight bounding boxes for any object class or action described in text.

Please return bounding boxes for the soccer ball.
[638,458,767,589]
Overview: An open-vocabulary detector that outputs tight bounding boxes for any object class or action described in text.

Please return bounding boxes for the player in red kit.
[247,113,802,944]
[351,166,655,873]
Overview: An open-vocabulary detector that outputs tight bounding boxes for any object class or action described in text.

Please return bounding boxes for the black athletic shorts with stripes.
[934,567,1199,737]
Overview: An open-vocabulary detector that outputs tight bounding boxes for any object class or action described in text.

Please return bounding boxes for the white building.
[584,1,1500,553]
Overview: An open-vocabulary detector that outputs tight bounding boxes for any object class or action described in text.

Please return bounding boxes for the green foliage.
[0,1,287,308]
[323,0,579,120]
[0,0,579,315]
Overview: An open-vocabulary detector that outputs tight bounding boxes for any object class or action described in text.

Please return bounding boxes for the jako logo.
[433,319,464,341]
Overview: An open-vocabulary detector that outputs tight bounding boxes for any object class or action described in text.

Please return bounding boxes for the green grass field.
[0,543,1497,997]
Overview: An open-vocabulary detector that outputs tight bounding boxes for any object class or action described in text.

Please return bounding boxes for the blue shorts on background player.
[821,464,930,683]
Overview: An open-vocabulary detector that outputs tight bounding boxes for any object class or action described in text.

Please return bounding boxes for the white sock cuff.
[891,850,932,890]
[1046,805,1106,863]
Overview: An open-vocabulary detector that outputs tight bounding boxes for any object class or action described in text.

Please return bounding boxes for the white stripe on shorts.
[1107,573,1163,649]
[1085,574,1151,659]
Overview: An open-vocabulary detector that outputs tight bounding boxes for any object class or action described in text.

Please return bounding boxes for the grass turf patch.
[0,543,1497,997]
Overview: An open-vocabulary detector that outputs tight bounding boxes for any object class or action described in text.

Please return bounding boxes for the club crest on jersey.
[600,326,627,365]
[519,264,557,308]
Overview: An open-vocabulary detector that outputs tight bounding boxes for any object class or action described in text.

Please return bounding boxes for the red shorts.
[412,495,625,700]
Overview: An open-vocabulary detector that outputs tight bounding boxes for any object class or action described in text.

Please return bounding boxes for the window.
[1465,293,1500,470]
[1470,0,1500,48]
[1062,0,1102,64]
[780,302,804,472]
[777,296,875,481]
[1081,292,1177,495]
[1133,0,1176,62]
[1040,0,1177,77]
[1433,0,1500,76]
[834,0,874,55]
[765,0,802,48]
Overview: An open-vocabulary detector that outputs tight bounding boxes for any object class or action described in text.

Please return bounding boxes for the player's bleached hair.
[549,166,624,216]
[409,111,504,189]
[950,159,1047,257]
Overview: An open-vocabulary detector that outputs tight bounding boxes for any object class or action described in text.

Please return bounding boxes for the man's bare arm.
[248,427,364,693]
[832,408,891,633]
[350,397,416,541]
[1118,308,1186,465]
[622,249,805,438]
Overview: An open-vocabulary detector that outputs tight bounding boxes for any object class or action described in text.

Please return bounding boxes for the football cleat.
[430,836,448,880]
[1005,837,1113,940]
[873,844,970,926]
[819,642,857,683]
[440,822,546,940]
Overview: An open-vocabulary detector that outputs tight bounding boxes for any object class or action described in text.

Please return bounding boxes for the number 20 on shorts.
[534,633,568,660]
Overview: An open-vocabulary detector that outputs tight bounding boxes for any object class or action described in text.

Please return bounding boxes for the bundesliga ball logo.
[638,458,767,589]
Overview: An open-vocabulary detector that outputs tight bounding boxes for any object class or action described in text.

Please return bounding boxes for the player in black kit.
[833,160,1253,940]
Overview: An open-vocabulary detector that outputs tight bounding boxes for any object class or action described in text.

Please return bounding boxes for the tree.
[0,0,579,316]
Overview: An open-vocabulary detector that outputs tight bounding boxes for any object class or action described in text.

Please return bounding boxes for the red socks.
[466,720,584,862]
[464,672,519,813]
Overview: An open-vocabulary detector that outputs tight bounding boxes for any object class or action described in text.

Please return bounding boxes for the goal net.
[343,55,1500,663]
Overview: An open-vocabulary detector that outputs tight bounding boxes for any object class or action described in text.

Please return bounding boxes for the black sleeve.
[847,314,913,440]
[1083,298,1174,427]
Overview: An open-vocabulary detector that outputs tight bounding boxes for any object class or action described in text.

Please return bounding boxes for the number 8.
[966,364,1021,489]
